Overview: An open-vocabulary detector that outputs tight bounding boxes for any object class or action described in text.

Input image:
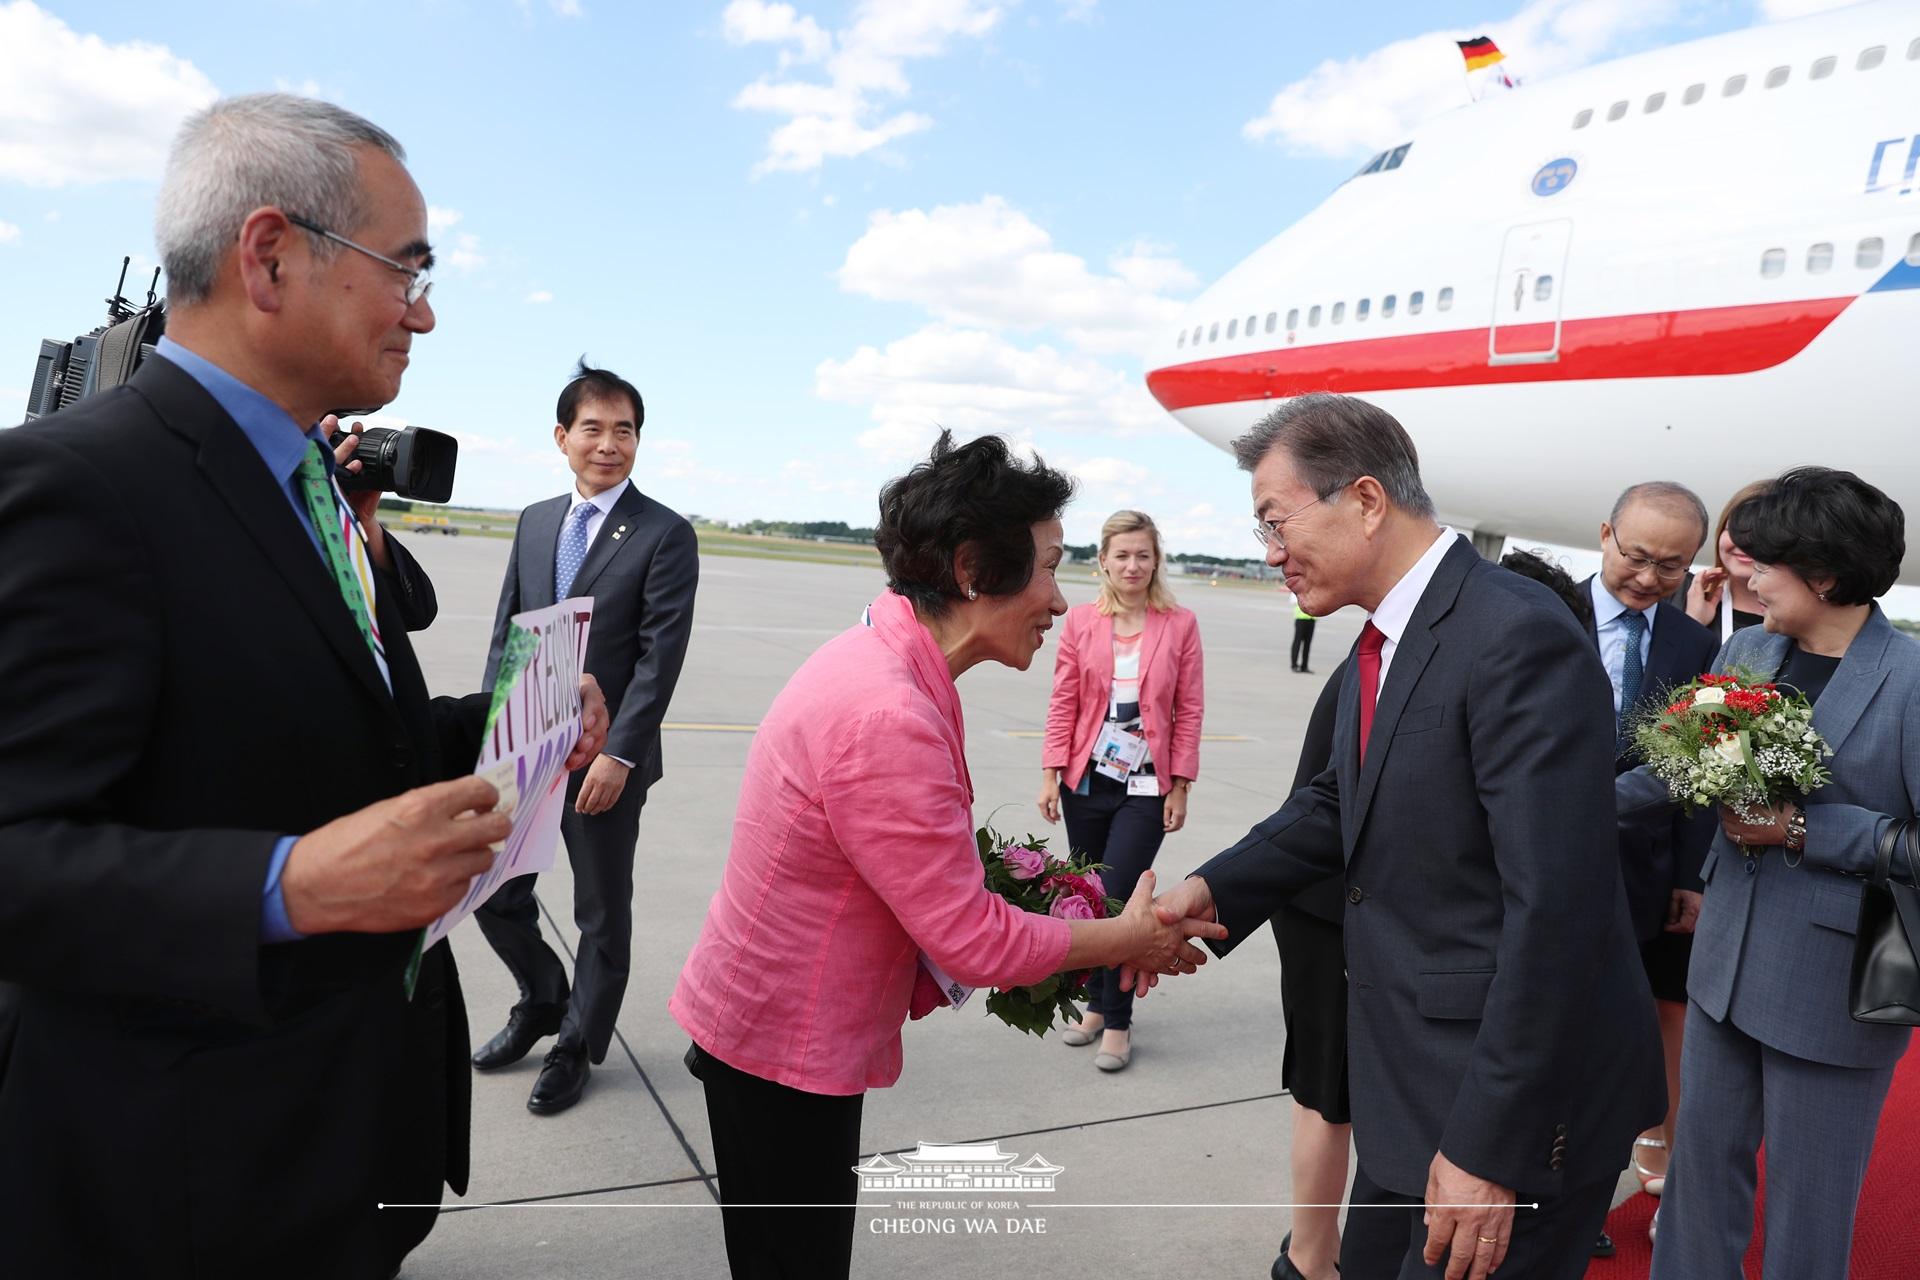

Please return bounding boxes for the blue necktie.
[1618,609,1647,743]
[555,502,596,600]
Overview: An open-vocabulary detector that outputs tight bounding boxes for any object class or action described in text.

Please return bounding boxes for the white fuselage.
[1146,1,1920,580]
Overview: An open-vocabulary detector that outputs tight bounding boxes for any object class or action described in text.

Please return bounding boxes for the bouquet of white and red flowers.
[921,825,1122,1037]
[1630,668,1833,817]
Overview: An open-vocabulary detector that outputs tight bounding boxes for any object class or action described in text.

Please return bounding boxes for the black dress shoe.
[1271,1229,1306,1280]
[528,1046,590,1115]
[470,1002,565,1071]
[1591,1230,1615,1258]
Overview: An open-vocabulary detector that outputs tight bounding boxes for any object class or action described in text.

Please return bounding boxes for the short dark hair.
[1232,393,1434,517]
[1500,548,1589,623]
[875,430,1076,616]
[1729,467,1904,606]
[557,357,644,430]
[1610,481,1708,548]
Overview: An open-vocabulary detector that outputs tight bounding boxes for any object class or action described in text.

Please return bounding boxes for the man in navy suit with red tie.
[1143,394,1662,1280]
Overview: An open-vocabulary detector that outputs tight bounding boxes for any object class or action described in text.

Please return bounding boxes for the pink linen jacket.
[1042,601,1204,794]
[670,590,1073,1096]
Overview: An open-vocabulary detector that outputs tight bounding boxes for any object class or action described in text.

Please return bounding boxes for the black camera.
[27,258,459,503]
[328,424,458,503]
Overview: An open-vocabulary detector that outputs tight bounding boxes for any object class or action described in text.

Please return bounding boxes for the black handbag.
[1849,818,1920,1026]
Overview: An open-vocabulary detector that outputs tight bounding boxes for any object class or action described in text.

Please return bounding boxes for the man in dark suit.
[470,362,699,1114]
[1583,482,1719,1228]
[0,95,606,1276]
[1142,394,1663,1280]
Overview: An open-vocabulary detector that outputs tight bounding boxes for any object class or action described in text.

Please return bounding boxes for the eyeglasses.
[1253,492,1332,552]
[1609,530,1690,581]
[285,213,433,306]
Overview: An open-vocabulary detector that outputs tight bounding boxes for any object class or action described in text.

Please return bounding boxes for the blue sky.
[0,0,1846,560]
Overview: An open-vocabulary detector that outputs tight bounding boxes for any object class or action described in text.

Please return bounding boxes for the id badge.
[1092,721,1148,782]
[1126,774,1160,797]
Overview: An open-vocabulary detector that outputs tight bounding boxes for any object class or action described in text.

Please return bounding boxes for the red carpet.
[1585,1043,1920,1278]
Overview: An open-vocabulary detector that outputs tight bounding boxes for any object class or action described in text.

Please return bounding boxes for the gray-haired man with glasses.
[1582,481,1720,1254]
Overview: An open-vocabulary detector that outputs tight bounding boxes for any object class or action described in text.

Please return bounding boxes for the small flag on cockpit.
[1457,36,1505,71]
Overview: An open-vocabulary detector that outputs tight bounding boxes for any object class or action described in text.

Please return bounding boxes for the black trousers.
[1060,770,1167,1031]
[474,768,647,1062]
[687,1043,865,1280]
[1340,1161,1616,1280]
[1291,617,1316,670]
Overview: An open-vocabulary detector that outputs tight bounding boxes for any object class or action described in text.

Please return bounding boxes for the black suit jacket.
[1581,578,1719,940]
[0,357,489,1277]
[484,484,698,791]
[1199,539,1663,1198]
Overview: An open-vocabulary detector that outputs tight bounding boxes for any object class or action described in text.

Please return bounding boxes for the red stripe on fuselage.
[1145,296,1852,413]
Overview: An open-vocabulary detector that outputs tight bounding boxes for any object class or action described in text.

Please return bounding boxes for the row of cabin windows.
[1176,287,1455,348]
[1571,38,1920,129]
[1760,232,1920,277]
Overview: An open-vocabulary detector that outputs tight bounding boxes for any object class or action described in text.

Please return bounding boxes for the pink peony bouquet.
[974,825,1122,1036]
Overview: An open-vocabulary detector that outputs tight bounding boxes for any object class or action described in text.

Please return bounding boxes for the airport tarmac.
[392,531,1619,1279]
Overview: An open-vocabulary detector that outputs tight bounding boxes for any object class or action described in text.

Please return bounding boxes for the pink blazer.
[670,591,1072,1096]
[1042,601,1204,793]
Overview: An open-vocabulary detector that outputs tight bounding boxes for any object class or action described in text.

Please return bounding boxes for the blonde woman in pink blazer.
[1038,509,1204,1072]
[670,435,1223,1280]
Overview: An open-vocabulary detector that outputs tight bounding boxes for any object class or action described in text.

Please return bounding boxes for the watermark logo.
[858,1141,1058,1237]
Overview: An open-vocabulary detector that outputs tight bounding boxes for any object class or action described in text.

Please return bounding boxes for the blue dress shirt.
[153,338,356,945]
[1589,574,1656,714]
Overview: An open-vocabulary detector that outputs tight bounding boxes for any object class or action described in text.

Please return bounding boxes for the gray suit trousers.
[475,768,647,1063]
[1651,1000,1896,1280]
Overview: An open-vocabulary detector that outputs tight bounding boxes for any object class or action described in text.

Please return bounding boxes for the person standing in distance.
[0,94,607,1277]
[471,360,699,1116]
[1039,509,1204,1072]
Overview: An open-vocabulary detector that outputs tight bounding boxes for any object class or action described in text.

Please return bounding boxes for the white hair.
[154,93,405,306]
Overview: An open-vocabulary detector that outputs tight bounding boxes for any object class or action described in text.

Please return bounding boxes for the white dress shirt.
[1366,527,1462,689]
[565,477,631,552]
[1589,574,1656,714]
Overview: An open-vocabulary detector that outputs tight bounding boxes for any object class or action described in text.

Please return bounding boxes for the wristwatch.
[1783,805,1808,853]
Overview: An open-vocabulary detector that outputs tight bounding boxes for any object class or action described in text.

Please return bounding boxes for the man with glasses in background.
[0,94,608,1277]
[1582,482,1720,1252]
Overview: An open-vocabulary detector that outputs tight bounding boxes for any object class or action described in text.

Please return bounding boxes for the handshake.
[1110,873,1224,995]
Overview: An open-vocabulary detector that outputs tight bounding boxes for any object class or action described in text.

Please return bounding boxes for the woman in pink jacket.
[670,434,1222,1280]
[1038,509,1204,1072]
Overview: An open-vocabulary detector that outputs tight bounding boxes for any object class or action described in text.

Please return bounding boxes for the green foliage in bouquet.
[975,825,1123,1037]
[1630,666,1833,817]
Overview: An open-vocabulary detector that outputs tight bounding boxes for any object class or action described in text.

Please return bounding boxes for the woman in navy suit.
[1620,468,1918,1279]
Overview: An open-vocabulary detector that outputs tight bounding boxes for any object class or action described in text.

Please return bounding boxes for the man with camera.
[0,94,607,1278]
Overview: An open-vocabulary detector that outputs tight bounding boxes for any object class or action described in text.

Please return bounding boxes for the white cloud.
[525,289,554,304]
[0,220,20,244]
[816,323,1175,466]
[273,76,324,97]
[1058,0,1099,20]
[1757,0,1854,17]
[426,206,463,233]
[550,0,583,15]
[0,1,218,187]
[445,233,485,273]
[723,0,831,62]
[728,0,1001,174]
[838,196,1191,357]
[1243,0,1689,157]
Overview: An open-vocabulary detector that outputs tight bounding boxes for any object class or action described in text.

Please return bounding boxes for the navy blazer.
[1619,607,1920,1069]
[1200,539,1663,1199]
[1582,579,1720,940]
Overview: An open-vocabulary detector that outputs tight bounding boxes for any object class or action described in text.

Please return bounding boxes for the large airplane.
[1145,0,1920,581]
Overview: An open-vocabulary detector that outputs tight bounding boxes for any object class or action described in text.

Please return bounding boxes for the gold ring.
[1477,1236,1498,1245]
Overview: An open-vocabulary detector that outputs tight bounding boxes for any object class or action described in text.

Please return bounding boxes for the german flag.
[1457,36,1506,72]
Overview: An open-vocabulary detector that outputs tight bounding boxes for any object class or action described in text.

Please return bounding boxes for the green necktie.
[295,442,385,669]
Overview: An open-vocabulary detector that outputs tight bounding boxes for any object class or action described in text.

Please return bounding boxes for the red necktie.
[1357,621,1387,762]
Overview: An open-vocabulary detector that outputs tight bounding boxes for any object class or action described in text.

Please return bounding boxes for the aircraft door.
[1489,219,1571,364]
